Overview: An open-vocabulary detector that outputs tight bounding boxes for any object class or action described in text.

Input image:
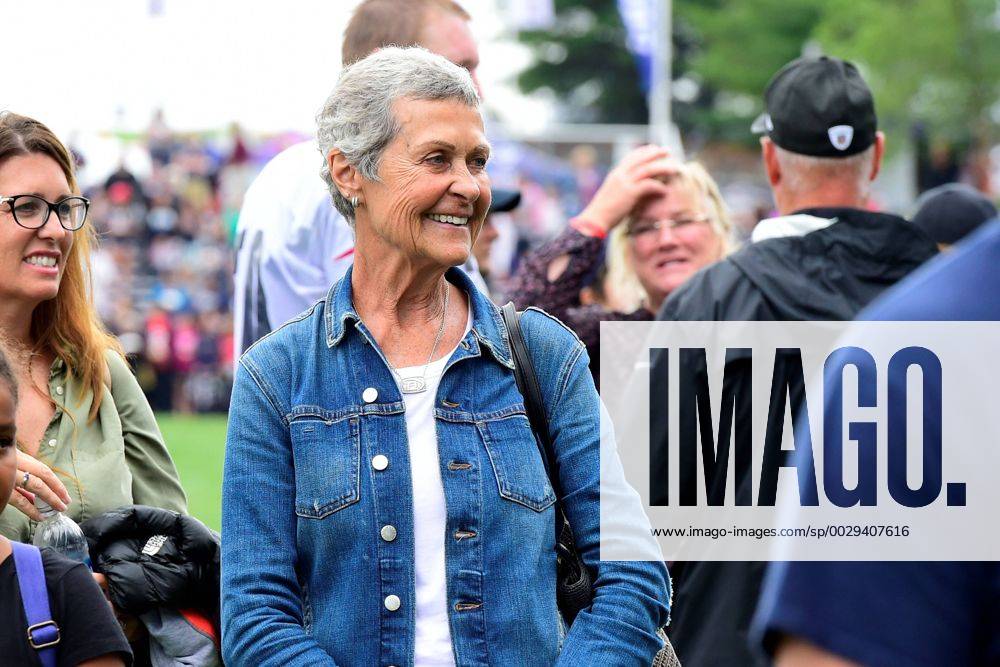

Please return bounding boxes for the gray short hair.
[316,46,481,225]
[774,144,876,197]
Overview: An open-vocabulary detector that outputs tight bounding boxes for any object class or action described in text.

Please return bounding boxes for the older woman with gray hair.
[221,47,670,666]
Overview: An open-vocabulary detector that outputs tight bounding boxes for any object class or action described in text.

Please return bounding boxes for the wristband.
[570,216,608,239]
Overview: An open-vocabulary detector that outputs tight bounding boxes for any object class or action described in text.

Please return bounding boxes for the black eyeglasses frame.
[0,194,91,231]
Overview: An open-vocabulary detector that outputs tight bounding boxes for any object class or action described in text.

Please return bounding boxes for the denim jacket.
[221,267,670,666]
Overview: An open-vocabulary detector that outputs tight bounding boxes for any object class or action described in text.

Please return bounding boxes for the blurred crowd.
[81,115,643,413]
[80,112,995,414]
[84,116,255,412]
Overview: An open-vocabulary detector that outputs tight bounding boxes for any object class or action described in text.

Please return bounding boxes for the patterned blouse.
[505,227,652,388]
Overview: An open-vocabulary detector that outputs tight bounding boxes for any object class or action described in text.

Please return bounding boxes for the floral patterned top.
[505,227,652,388]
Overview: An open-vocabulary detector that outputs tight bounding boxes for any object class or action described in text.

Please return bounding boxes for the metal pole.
[647,0,678,153]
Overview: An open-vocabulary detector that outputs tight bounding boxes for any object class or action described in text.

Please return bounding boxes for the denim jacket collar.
[324,265,514,369]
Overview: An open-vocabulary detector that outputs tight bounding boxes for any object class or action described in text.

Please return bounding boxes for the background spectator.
[911,182,998,249]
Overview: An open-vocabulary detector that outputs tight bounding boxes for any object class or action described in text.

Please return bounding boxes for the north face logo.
[828,125,854,151]
[142,534,168,556]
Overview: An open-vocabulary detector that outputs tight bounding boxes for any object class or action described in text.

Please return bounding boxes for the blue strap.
[11,542,59,667]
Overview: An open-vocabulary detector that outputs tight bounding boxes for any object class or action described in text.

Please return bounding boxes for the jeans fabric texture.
[221,266,670,666]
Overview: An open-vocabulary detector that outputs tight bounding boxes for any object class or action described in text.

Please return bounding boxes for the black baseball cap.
[751,56,877,158]
[912,183,997,245]
[489,188,521,214]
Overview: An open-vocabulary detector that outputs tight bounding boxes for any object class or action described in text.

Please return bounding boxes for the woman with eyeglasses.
[507,146,734,385]
[0,111,186,542]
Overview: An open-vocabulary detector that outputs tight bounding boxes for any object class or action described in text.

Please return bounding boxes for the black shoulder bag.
[500,303,680,666]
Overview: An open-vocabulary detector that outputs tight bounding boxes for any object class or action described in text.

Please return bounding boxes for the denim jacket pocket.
[479,413,556,512]
[289,410,361,518]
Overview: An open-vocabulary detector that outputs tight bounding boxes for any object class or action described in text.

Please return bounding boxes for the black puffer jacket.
[81,505,220,617]
[652,207,938,667]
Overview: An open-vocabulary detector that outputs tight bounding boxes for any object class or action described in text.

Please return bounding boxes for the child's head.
[0,347,17,516]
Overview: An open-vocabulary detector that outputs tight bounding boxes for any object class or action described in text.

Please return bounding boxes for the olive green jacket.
[0,351,187,541]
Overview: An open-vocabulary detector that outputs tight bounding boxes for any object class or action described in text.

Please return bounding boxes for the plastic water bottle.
[32,498,92,570]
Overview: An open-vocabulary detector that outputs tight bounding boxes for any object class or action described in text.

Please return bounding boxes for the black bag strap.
[502,304,678,663]
[500,303,560,490]
[502,302,593,619]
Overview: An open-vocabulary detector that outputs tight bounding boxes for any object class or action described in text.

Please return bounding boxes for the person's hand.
[8,450,70,521]
[577,145,680,233]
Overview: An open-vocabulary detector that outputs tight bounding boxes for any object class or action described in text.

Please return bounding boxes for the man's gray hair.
[773,144,876,197]
[316,46,481,224]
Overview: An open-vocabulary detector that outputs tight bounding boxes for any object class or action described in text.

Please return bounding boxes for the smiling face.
[627,182,724,306]
[0,153,75,312]
[357,97,491,270]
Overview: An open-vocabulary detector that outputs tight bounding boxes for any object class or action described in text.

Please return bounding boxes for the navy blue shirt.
[753,221,1000,667]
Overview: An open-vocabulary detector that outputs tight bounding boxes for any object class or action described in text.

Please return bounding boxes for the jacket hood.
[731,208,938,319]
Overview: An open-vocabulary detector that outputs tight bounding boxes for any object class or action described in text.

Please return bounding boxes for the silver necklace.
[387,282,450,394]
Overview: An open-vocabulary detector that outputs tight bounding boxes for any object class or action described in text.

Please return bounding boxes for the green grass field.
[157,412,228,531]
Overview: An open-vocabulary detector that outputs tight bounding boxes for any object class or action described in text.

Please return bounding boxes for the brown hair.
[342,0,470,66]
[0,111,122,420]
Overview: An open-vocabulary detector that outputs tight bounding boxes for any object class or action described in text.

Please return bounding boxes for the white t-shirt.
[395,310,472,667]
[233,140,356,356]
[233,140,490,360]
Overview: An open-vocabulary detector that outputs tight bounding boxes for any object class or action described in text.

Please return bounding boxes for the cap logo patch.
[828,125,854,151]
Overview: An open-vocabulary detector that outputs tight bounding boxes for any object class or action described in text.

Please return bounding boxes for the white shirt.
[233,140,489,359]
[751,213,837,243]
[233,140,355,355]
[396,310,471,667]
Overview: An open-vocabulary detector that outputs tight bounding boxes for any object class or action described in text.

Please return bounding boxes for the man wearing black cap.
[752,220,1000,667]
[649,56,938,666]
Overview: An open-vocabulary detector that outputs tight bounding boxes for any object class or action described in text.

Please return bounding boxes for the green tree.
[676,0,825,97]
[672,0,824,142]
[516,0,649,123]
[515,0,1000,148]
[514,0,825,138]
[812,0,1000,147]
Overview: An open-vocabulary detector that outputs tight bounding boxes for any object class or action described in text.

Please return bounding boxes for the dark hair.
[0,346,16,407]
[342,0,470,66]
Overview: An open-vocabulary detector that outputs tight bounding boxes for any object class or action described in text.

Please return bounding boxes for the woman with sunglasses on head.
[0,111,186,543]
[506,146,734,386]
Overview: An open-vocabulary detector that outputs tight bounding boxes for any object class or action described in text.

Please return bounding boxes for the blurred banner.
[504,0,555,30]
[617,0,655,91]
